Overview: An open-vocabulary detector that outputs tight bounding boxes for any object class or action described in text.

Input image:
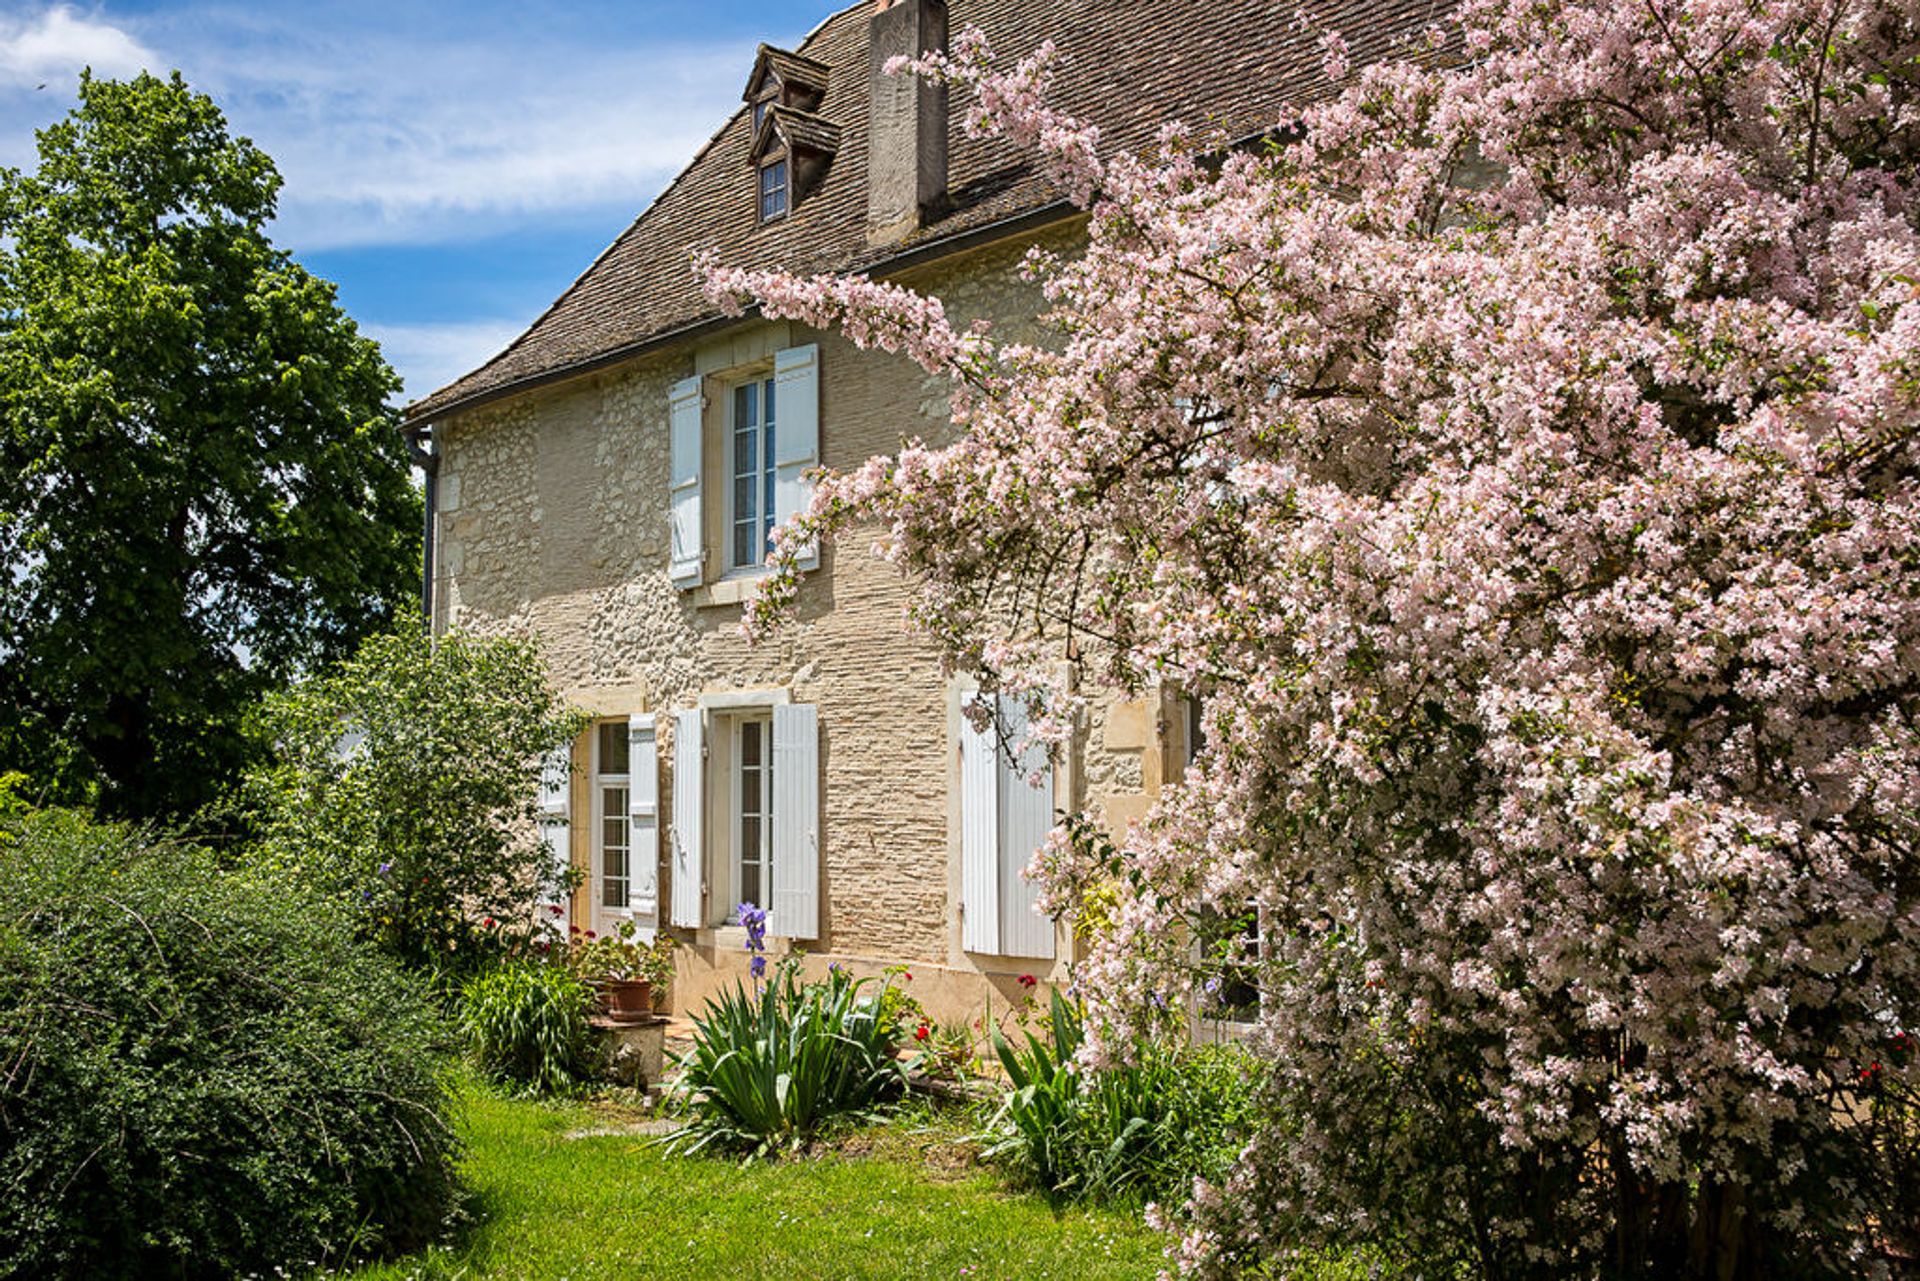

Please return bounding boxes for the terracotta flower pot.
[599,978,653,1022]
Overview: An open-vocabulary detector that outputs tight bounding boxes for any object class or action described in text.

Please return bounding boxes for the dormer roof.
[744,43,831,103]
[750,104,843,163]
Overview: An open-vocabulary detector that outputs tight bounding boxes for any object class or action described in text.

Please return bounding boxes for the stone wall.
[429,220,1165,1023]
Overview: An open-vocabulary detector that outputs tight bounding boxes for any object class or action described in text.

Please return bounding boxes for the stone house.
[400,0,1438,1021]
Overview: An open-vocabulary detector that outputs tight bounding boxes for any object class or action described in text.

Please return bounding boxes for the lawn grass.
[342,1085,1170,1280]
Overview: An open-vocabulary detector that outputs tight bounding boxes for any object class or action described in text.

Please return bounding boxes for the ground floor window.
[594,721,630,913]
[731,714,773,910]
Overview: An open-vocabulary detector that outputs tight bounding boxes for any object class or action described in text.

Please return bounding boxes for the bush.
[460,960,595,1097]
[243,623,585,977]
[984,988,1259,1207]
[0,809,460,1279]
[668,960,908,1155]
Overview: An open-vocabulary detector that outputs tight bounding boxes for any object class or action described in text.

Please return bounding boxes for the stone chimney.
[866,0,947,245]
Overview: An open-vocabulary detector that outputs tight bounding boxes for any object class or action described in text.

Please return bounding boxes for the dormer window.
[759,158,789,222]
[743,44,834,223]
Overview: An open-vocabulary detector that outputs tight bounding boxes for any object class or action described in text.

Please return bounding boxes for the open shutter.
[770,703,820,940]
[996,697,1057,960]
[771,343,820,570]
[959,698,1000,954]
[670,708,705,927]
[627,714,659,922]
[669,374,705,586]
[537,743,573,921]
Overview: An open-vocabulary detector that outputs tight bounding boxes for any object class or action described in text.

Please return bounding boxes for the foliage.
[336,1085,1178,1281]
[0,71,420,821]
[459,960,595,1098]
[984,988,1260,1209]
[564,917,672,985]
[245,623,584,975]
[711,0,1920,1273]
[667,959,909,1156]
[0,808,459,1278]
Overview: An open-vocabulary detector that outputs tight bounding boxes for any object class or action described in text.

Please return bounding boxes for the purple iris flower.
[750,954,767,980]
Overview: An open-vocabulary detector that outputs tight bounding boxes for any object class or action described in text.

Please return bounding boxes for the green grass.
[341,1086,1169,1280]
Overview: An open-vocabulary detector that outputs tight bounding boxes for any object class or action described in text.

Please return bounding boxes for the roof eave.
[398,199,1085,430]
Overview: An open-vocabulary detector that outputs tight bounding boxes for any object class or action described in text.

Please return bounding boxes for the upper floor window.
[729,375,778,571]
[667,342,820,590]
[759,158,789,222]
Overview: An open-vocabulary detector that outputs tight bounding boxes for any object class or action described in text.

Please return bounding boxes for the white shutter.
[770,703,820,940]
[670,708,705,927]
[771,343,820,571]
[668,374,705,586]
[959,698,1001,954]
[627,714,659,921]
[537,743,573,919]
[996,697,1057,960]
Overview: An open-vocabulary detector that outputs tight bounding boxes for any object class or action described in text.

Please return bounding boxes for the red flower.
[902,971,912,981]
[569,925,580,935]
[549,905,565,917]
[585,929,597,939]
[1018,974,1037,988]
[482,916,496,928]
[914,1024,930,1041]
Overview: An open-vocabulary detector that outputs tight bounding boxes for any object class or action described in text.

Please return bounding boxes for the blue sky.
[0,1,848,402]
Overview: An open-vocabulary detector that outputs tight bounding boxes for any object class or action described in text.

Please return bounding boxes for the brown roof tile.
[404,0,1454,424]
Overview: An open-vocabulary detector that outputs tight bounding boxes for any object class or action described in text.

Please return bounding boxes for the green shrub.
[668,961,908,1155]
[243,623,586,977]
[0,809,460,1279]
[460,960,594,1096]
[984,988,1260,1206]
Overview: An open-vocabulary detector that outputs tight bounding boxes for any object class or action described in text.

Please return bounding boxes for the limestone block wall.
[429,221,1171,1023]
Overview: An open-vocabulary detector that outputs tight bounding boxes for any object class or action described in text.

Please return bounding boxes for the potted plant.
[569,920,653,1022]
[638,932,677,1013]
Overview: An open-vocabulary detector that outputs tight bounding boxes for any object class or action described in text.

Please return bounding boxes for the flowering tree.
[705,0,1920,1273]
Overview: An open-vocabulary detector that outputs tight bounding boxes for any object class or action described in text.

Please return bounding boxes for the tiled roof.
[404,0,1454,424]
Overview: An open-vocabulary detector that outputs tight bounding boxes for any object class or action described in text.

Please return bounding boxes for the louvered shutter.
[627,714,659,921]
[670,708,705,927]
[770,703,820,940]
[771,344,820,571]
[996,697,1057,960]
[959,699,1000,954]
[537,743,573,919]
[668,374,705,586]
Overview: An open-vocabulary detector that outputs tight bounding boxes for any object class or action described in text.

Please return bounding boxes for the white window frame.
[724,371,779,576]
[758,155,790,222]
[729,712,775,914]
[591,721,632,932]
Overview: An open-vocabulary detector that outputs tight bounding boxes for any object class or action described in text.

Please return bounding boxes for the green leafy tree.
[0,72,421,820]
[245,624,586,975]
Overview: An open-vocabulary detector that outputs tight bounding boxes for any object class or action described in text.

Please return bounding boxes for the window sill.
[689,573,767,610]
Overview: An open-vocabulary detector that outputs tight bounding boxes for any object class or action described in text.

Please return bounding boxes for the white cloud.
[364,318,525,402]
[0,5,154,89]
[140,10,751,251]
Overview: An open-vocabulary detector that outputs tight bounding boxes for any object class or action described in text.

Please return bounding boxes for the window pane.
[763,375,776,425]
[737,381,757,427]
[740,720,760,767]
[733,519,757,568]
[733,472,755,519]
[740,856,761,911]
[734,425,755,479]
[601,787,629,908]
[598,722,628,775]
